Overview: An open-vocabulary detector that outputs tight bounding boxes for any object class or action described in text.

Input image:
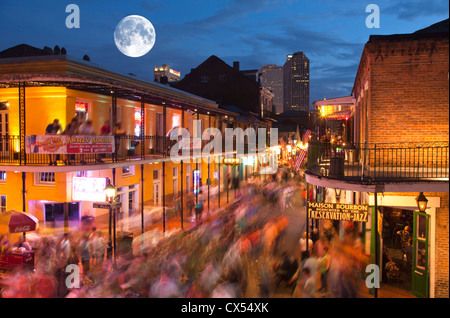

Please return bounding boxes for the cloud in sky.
[0,0,448,105]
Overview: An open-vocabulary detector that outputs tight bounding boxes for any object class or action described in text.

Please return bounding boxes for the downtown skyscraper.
[260,65,284,114]
[283,51,310,112]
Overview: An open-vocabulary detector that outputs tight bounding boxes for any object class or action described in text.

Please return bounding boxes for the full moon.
[114,15,156,58]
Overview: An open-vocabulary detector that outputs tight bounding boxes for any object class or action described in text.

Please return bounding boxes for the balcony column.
[196,111,199,204]
[163,161,166,233]
[207,114,211,212]
[111,92,117,161]
[18,82,26,165]
[141,99,145,159]
[180,108,185,229]
[163,105,167,157]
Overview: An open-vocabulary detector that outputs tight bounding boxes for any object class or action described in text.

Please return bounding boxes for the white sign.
[73,177,107,202]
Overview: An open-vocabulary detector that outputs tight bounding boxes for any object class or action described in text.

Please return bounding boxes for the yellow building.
[0,52,245,235]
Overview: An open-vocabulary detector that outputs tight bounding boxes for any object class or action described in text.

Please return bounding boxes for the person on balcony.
[63,117,79,165]
[45,119,62,165]
[78,120,94,164]
[113,121,125,162]
[96,120,111,163]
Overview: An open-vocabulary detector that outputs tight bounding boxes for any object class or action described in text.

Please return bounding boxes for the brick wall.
[382,191,449,297]
[435,192,449,298]
[353,34,449,145]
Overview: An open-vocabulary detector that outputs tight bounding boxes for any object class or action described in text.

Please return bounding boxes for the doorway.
[381,207,413,292]
[0,108,9,156]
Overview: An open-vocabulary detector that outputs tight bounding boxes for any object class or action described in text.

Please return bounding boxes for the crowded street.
[0,166,371,298]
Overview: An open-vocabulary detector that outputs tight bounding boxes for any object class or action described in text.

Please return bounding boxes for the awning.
[325,110,352,120]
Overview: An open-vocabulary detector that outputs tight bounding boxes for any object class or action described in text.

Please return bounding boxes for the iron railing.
[307,141,449,182]
[0,135,172,166]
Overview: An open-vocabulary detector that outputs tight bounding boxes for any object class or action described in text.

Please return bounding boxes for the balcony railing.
[307,141,449,182]
[0,135,173,166]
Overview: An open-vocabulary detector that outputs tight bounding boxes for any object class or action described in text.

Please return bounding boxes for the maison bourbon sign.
[307,202,369,222]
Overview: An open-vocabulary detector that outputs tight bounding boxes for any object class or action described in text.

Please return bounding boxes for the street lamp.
[416,192,428,212]
[104,182,117,260]
[105,183,116,203]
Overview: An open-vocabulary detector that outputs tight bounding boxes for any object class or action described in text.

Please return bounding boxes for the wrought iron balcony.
[306,141,449,182]
[0,135,173,166]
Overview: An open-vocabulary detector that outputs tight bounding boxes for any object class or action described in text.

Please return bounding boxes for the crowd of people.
[44,118,125,165]
[0,165,368,298]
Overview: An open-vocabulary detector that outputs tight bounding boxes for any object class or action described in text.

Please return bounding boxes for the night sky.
[0,0,448,106]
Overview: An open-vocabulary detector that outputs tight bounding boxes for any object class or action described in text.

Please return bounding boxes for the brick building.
[305,19,449,298]
[173,56,274,121]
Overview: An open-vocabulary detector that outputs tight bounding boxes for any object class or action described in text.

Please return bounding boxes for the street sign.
[307,202,369,222]
[93,202,111,209]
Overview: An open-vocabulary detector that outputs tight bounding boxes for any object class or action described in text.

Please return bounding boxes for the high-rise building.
[283,51,310,112]
[154,64,181,83]
[260,65,283,114]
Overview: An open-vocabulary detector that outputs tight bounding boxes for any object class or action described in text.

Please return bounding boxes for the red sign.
[75,102,87,112]
[0,252,35,270]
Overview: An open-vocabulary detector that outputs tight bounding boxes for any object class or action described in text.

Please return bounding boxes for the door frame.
[367,193,439,297]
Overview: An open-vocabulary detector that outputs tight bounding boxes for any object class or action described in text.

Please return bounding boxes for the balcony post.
[181,108,185,229]
[19,82,26,165]
[141,99,145,159]
[163,105,167,157]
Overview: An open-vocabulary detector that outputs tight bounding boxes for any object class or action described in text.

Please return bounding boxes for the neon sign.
[73,177,107,202]
[75,102,87,112]
[193,170,200,194]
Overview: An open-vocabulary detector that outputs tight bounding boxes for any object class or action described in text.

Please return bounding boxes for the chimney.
[233,61,239,71]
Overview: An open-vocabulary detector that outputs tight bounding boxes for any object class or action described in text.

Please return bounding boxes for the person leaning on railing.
[113,121,126,162]
[78,120,94,165]
[63,117,79,165]
[96,120,112,163]
[45,119,62,165]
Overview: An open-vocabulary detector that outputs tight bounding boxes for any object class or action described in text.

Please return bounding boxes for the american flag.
[294,130,312,171]
[302,129,312,144]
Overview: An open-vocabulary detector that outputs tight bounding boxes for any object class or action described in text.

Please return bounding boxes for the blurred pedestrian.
[45,119,62,165]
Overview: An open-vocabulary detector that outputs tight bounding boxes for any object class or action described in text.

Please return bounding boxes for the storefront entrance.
[380,206,430,297]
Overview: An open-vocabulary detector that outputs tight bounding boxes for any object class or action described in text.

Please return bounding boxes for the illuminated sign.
[172,114,180,128]
[73,177,107,202]
[75,102,87,112]
[243,156,255,166]
[169,69,180,76]
[307,202,369,222]
[135,109,142,137]
[193,170,200,194]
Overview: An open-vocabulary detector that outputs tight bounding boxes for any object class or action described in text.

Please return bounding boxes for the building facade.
[305,20,449,298]
[283,51,310,113]
[260,64,284,115]
[0,49,255,238]
[154,64,181,84]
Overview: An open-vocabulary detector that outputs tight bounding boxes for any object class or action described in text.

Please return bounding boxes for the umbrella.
[0,210,39,234]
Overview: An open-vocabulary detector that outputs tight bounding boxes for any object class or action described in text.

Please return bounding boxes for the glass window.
[416,240,426,269]
[36,172,55,185]
[122,166,135,176]
[0,171,6,182]
[417,214,427,239]
[153,170,159,180]
[1,195,6,213]
[201,76,209,83]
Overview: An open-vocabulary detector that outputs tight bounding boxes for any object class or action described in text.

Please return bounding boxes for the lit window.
[172,114,180,128]
[123,166,135,176]
[76,171,87,177]
[134,109,142,137]
[1,195,6,213]
[35,172,55,185]
[0,171,6,182]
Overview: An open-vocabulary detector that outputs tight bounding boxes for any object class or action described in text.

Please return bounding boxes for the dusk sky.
[0,0,448,105]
